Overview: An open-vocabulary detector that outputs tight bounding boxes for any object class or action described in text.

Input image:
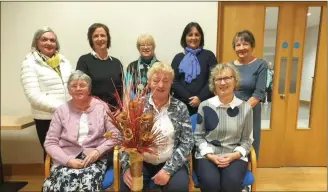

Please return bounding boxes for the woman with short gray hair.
[42,70,120,192]
[20,26,72,161]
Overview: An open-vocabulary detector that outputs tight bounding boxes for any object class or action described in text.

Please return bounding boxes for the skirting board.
[3,163,44,176]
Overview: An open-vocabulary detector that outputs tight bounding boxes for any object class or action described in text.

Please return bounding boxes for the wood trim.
[217,2,223,62]
[299,100,311,105]
[3,163,44,176]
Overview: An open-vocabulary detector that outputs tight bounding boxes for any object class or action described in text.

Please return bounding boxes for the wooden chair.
[44,146,120,191]
[189,145,257,192]
[189,114,257,192]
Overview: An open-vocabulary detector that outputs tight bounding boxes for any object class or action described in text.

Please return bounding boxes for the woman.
[194,63,253,192]
[171,22,217,116]
[119,62,194,192]
[231,30,267,158]
[76,23,123,110]
[42,70,120,192]
[20,26,72,160]
[126,34,159,94]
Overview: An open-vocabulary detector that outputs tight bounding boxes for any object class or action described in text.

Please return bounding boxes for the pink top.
[44,97,119,167]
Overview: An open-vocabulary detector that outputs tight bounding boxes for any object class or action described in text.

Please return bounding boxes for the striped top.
[194,95,253,161]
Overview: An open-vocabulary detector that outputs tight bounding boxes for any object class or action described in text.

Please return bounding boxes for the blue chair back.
[190,114,197,132]
[189,113,254,188]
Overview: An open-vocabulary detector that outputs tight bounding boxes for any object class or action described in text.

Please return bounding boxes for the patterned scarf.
[38,51,61,76]
[178,47,202,83]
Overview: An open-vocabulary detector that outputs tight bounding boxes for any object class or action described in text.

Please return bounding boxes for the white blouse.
[78,112,89,145]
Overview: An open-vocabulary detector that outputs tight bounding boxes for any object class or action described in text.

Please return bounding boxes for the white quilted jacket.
[20,51,72,120]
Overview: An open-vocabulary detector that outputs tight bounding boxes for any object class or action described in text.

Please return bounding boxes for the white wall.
[1,2,218,163]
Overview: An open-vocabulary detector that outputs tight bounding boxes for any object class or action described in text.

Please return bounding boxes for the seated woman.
[126,34,159,93]
[119,62,194,192]
[194,63,253,192]
[42,70,120,192]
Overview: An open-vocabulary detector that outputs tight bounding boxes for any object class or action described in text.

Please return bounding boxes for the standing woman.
[171,22,217,115]
[231,29,267,159]
[76,23,123,168]
[20,27,72,160]
[126,34,159,94]
[76,23,123,110]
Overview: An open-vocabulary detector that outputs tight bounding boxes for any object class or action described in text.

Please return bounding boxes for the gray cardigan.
[119,95,194,175]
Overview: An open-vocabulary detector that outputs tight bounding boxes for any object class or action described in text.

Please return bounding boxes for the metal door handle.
[280,94,285,99]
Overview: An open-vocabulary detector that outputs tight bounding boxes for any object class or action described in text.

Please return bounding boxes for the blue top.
[233,58,267,101]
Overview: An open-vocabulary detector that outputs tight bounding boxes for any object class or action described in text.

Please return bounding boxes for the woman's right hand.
[67,158,84,169]
[205,153,230,168]
[123,168,132,189]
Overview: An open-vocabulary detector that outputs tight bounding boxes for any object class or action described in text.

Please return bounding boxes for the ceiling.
[264,7,321,29]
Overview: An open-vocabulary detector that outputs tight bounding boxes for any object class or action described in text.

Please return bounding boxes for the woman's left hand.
[83,150,100,167]
[217,152,240,167]
[152,169,171,186]
[189,96,200,107]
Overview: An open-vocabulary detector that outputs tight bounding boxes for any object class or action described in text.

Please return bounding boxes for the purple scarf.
[179,47,202,83]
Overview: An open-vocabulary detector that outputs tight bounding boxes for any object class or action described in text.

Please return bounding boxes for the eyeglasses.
[214,76,234,83]
[140,44,153,48]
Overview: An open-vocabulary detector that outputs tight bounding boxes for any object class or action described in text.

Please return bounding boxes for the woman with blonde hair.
[120,62,193,192]
[20,26,72,160]
[126,34,159,93]
[194,63,253,192]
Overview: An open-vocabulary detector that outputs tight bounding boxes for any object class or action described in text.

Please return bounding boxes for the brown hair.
[87,23,111,50]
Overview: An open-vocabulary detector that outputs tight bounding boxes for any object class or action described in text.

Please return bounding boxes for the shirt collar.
[208,95,242,109]
[149,96,171,113]
[91,49,112,61]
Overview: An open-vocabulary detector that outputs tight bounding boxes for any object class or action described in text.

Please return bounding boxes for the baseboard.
[3,163,44,176]
[299,100,311,105]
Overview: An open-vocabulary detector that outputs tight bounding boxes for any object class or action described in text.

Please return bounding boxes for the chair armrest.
[250,146,257,191]
[44,154,51,178]
[113,146,119,191]
[188,154,193,191]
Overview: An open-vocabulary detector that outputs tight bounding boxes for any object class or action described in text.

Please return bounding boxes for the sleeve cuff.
[199,142,214,156]
[233,146,247,157]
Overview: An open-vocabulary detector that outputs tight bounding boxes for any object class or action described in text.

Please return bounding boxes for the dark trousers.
[119,162,189,192]
[34,119,51,161]
[195,158,247,192]
[267,87,272,102]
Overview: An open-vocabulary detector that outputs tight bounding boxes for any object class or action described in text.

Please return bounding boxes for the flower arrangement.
[103,72,167,191]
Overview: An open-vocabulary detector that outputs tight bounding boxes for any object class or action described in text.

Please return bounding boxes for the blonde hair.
[147,61,174,81]
[209,63,240,93]
[31,26,60,51]
[136,34,156,49]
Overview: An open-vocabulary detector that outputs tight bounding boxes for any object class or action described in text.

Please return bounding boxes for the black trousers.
[34,119,51,161]
[119,161,189,192]
[195,158,247,192]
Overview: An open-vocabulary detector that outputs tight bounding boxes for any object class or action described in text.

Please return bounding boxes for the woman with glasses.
[231,30,267,159]
[194,63,253,192]
[125,34,159,94]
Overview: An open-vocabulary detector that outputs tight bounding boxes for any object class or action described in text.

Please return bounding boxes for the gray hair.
[31,26,60,51]
[209,62,240,93]
[67,70,92,89]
